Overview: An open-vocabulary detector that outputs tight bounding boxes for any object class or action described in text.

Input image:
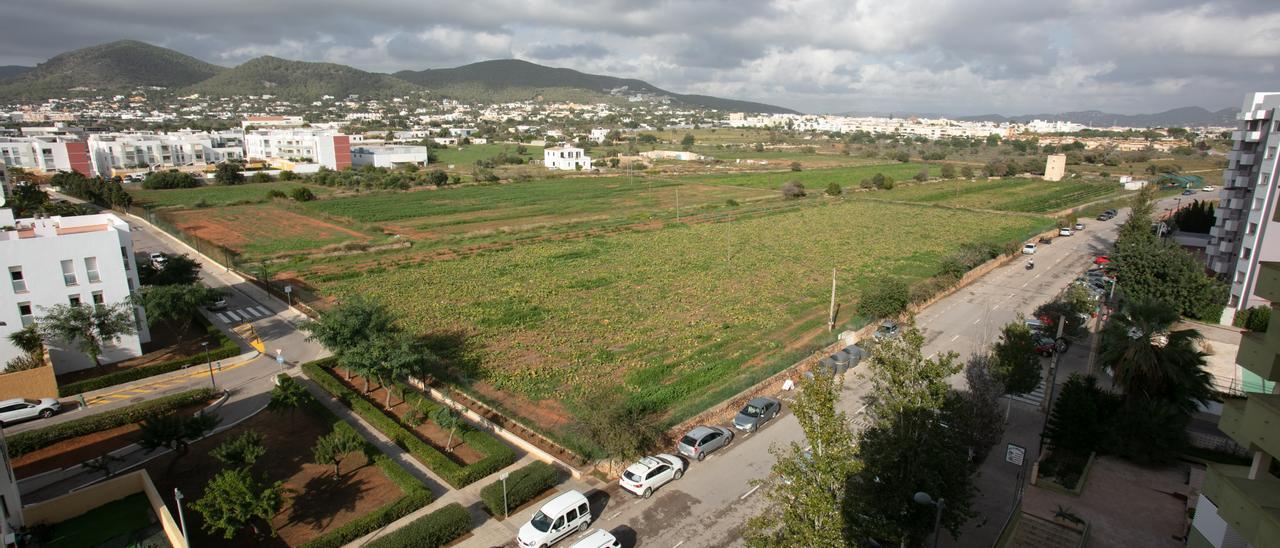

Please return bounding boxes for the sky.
[4,0,1280,115]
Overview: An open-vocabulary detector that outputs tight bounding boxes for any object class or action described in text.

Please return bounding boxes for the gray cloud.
[2,0,1278,114]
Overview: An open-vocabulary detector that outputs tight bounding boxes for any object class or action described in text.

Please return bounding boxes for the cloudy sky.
[4,0,1280,114]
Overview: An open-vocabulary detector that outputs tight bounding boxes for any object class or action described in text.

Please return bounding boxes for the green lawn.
[44,493,155,548]
[435,143,543,168]
[674,163,936,190]
[129,181,334,209]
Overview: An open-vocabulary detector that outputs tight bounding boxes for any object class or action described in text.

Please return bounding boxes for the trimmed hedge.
[298,394,435,548]
[478,460,561,517]
[365,503,472,548]
[7,388,217,458]
[58,323,240,396]
[302,359,517,489]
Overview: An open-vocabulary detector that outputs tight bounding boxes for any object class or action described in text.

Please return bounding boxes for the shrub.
[211,430,266,469]
[825,182,842,196]
[290,187,316,202]
[58,323,237,396]
[789,161,802,172]
[248,172,273,184]
[913,169,928,182]
[872,172,894,189]
[365,503,471,548]
[478,460,561,516]
[1234,305,1271,332]
[780,181,806,199]
[266,189,287,199]
[859,278,910,320]
[142,170,199,190]
[7,388,216,458]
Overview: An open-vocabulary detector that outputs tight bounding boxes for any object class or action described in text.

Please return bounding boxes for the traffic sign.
[1005,443,1026,466]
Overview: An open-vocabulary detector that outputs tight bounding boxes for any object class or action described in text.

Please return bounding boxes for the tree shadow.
[419,330,486,381]
[611,525,638,548]
[282,462,372,531]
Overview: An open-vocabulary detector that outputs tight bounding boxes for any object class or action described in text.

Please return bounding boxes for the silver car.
[0,397,60,426]
[733,397,781,432]
[676,425,733,461]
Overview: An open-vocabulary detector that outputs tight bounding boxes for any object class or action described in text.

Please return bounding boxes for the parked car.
[1034,336,1071,357]
[1202,186,1216,192]
[569,530,621,548]
[676,426,733,461]
[873,320,900,340]
[0,398,61,426]
[1022,242,1037,255]
[733,397,781,432]
[149,252,167,268]
[1058,227,1073,236]
[1182,189,1196,196]
[1038,235,1053,245]
[1093,256,1110,265]
[207,297,228,311]
[619,454,684,498]
[517,490,592,548]
[1074,222,1085,231]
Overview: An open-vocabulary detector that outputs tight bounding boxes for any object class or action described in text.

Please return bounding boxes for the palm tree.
[1099,299,1212,413]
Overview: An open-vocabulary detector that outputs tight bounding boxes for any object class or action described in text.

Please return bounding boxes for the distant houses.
[543,146,592,171]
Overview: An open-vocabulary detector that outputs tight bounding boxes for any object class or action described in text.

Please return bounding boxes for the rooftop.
[0,209,128,242]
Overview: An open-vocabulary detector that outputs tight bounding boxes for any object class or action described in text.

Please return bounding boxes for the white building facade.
[543,146,592,171]
[350,145,430,168]
[87,131,244,177]
[0,209,150,374]
[244,129,352,170]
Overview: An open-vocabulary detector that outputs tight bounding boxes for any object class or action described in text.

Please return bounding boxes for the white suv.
[619,454,684,498]
[0,398,61,426]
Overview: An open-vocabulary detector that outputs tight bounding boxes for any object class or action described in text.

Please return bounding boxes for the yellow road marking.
[84,355,260,406]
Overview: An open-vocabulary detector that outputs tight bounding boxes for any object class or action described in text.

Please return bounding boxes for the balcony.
[1219,393,1280,456]
[1202,463,1280,548]
[1237,331,1280,382]
[1241,153,1257,166]
[1234,130,1264,143]
[1255,262,1280,301]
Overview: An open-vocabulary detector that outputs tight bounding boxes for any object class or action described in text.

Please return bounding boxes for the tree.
[312,427,367,476]
[138,253,201,286]
[302,294,398,381]
[192,467,285,539]
[133,283,224,335]
[214,162,246,185]
[960,166,973,178]
[953,355,1006,463]
[427,169,449,187]
[36,302,137,367]
[361,330,427,408]
[211,430,266,469]
[872,172,894,189]
[248,171,273,184]
[1099,299,1212,414]
[7,324,44,356]
[745,373,861,547]
[578,388,662,469]
[990,321,1042,395]
[780,181,807,199]
[268,374,314,415]
[858,277,910,320]
[8,182,49,217]
[138,412,221,476]
[142,170,199,190]
[433,406,463,452]
[894,151,910,163]
[940,164,956,179]
[913,169,928,182]
[825,182,842,197]
[1042,374,1116,457]
[790,161,803,172]
[681,133,695,150]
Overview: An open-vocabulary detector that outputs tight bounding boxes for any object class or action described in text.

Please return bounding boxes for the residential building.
[244,129,351,171]
[543,146,592,171]
[350,145,430,168]
[1208,92,1280,319]
[1044,154,1067,181]
[0,208,149,374]
[589,128,610,143]
[1188,260,1280,548]
[448,127,478,138]
[0,137,91,176]
[240,115,305,130]
[86,131,244,177]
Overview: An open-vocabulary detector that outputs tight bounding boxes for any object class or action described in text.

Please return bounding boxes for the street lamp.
[201,341,214,388]
[174,488,189,548]
[501,472,510,519]
[913,491,945,548]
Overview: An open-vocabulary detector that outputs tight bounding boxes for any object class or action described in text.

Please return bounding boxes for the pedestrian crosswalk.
[214,306,272,324]
[1006,377,1047,407]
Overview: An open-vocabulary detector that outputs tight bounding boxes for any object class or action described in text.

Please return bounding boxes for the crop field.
[435,143,543,167]
[677,163,936,190]
[315,200,1052,445]
[163,203,374,256]
[869,178,1124,213]
[129,181,334,209]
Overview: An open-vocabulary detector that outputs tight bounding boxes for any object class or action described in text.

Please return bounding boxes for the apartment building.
[87,131,244,177]
[243,129,351,170]
[0,209,149,374]
[543,146,592,171]
[350,145,429,168]
[1208,92,1280,319]
[0,137,92,176]
[240,115,305,130]
[1188,260,1280,548]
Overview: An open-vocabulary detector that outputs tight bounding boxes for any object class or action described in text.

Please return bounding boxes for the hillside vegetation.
[185,56,420,99]
[0,40,224,98]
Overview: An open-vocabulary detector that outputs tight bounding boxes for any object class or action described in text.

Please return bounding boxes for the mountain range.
[0,40,796,113]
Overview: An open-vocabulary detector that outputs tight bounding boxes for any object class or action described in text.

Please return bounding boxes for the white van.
[569,529,621,548]
[517,490,592,548]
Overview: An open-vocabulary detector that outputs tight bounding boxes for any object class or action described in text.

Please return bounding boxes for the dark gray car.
[733,397,781,432]
[676,425,734,461]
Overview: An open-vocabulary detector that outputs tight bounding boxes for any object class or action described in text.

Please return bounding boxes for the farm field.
[866,177,1125,213]
[162,203,376,256]
[314,200,1053,450]
[435,143,543,167]
[678,162,937,189]
[129,181,335,209]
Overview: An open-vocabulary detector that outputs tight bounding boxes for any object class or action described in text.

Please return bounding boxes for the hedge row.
[8,388,217,458]
[302,359,517,488]
[58,323,240,396]
[400,385,519,486]
[298,392,436,548]
[478,460,561,517]
[365,503,472,548]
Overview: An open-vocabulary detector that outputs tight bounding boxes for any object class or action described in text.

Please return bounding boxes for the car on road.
[207,297,228,311]
[149,252,167,268]
[1093,255,1110,265]
[569,530,621,548]
[1059,227,1073,236]
[1202,186,1216,192]
[873,320,900,340]
[1182,189,1196,196]
[1022,242,1037,255]
[1035,336,1071,357]
[677,425,733,461]
[733,396,781,432]
[1074,222,1085,231]
[517,490,592,548]
[0,398,61,426]
[619,454,684,498]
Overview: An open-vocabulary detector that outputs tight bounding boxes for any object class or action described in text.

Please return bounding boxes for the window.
[9,266,26,293]
[85,257,100,283]
[120,246,131,270]
[1243,247,1253,260]
[92,290,104,306]
[553,516,565,530]
[68,295,81,307]
[1249,222,1259,235]
[61,259,77,286]
[18,302,33,327]
[1237,271,1247,283]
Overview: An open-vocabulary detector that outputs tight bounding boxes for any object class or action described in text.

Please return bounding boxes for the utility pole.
[828,268,837,331]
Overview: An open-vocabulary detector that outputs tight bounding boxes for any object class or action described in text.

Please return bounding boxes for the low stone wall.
[0,365,58,401]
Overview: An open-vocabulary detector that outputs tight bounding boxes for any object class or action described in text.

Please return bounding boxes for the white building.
[240,115,305,130]
[0,209,150,374]
[87,131,244,177]
[1024,119,1086,134]
[1208,92,1280,319]
[351,145,430,168]
[543,146,592,171]
[589,128,610,143]
[0,137,92,176]
[244,129,352,171]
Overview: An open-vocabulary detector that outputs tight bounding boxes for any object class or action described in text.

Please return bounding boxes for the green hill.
[0,40,223,99]
[186,56,420,100]
[0,66,32,81]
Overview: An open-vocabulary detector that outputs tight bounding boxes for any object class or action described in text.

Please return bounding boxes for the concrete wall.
[0,364,58,400]
[22,470,184,547]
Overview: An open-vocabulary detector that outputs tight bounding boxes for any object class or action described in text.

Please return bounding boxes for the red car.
[1093,256,1110,265]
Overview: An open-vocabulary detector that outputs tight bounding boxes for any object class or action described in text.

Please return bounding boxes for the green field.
[317,200,1052,442]
[869,178,1124,213]
[129,181,334,209]
[435,143,543,167]
[678,163,936,189]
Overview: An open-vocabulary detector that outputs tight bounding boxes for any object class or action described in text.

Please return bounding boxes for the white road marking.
[972,317,982,324]
[215,312,230,323]
[673,542,686,548]
[992,304,1000,310]
[949,334,960,342]
[224,310,241,320]
[607,511,622,520]
[255,306,271,316]
[740,485,761,500]
[244,307,263,318]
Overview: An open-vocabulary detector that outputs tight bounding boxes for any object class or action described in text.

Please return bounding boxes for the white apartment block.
[244,129,352,170]
[350,145,430,168]
[87,131,244,177]
[1209,92,1280,319]
[240,115,305,130]
[543,146,592,171]
[0,209,150,374]
[1024,119,1087,133]
[0,137,92,176]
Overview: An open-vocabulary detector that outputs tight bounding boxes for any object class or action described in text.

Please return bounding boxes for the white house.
[0,208,150,374]
[243,129,352,170]
[351,145,430,168]
[589,128,610,143]
[543,146,592,171]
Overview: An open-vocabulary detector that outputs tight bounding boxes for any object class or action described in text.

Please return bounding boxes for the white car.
[0,398,61,426]
[569,530,621,548]
[148,252,167,268]
[619,454,684,498]
[1059,227,1073,236]
[1202,186,1215,192]
[1022,243,1037,255]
